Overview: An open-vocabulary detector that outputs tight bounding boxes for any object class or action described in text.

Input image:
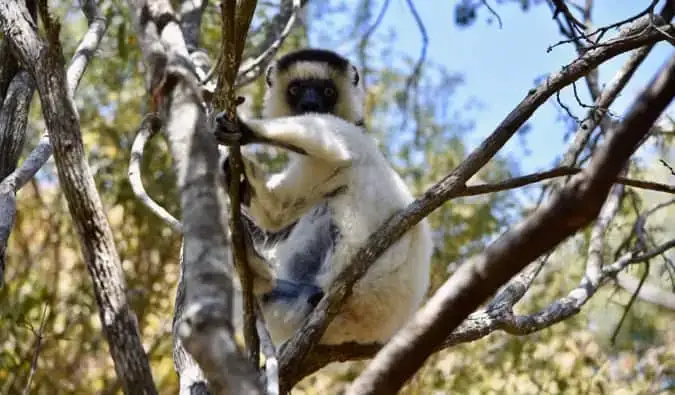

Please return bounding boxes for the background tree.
[0,0,673,394]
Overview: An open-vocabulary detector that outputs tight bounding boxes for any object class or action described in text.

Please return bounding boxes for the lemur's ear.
[265,64,275,87]
[351,65,360,86]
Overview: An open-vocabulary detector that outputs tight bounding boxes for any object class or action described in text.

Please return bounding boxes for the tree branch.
[282,217,675,381]
[0,0,108,287]
[346,53,675,395]
[278,14,675,391]
[214,0,261,368]
[459,166,674,196]
[234,0,303,87]
[124,0,262,393]
[128,114,183,232]
[0,0,158,392]
[616,269,675,310]
[557,2,674,172]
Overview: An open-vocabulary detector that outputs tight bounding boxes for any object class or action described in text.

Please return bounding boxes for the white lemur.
[216,49,433,346]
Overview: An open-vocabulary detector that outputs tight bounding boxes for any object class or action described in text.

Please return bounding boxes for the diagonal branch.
[278,14,675,390]
[346,53,675,395]
[283,227,675,381]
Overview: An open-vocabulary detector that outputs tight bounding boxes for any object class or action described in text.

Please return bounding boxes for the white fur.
[241,113,433,346]
[235,51,432,346]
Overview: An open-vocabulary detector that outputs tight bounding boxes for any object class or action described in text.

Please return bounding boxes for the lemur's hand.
[215,96,254,146]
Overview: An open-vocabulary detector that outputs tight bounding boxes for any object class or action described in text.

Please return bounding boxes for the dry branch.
[124,0,262,393]
[0,0,109,286]
[616,269,675,310]
[214,0,261,368]
[0,0,158,392]
[235,0,303,87]
[346,53,675,395]
[558,2,674,171]
[128,114,183,232]
[277,13,675,390]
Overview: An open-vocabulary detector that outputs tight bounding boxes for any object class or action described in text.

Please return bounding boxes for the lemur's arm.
[217,113,353,230]
[216,112,359,164]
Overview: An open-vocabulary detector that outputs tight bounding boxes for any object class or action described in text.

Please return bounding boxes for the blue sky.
[316,0,674,174]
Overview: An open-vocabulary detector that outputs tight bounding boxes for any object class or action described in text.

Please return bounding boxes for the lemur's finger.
[215,130,242,146]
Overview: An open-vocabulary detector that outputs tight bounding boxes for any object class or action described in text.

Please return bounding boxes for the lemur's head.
[263,49,365,125]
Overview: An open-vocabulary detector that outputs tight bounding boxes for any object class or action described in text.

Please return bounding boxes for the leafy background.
[1,0,673,393]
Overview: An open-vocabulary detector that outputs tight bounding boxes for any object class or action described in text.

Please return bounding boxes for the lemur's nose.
[299,101,321,112]
[298,88,323,113]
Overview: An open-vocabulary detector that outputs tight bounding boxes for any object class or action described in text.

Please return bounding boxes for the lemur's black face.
[286,78,339,115]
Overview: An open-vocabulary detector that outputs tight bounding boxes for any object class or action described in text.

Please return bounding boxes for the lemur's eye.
[324,87,335,97]
[289,85,299,96]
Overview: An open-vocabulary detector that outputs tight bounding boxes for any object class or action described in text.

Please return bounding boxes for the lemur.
[216,48,433,346]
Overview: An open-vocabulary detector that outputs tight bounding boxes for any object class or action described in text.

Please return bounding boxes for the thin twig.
[215,0,261,367]
[661,159,675,176]
[400,0,428,141]
[128,114,182,232]
[610,261,650,344]
[460,166,675,196]
[547,0,660,51]
[22,305,49,395]
[480,0,503,29]
[235,0,302,88]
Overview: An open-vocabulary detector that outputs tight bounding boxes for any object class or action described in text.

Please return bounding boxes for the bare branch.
[257,304,279,395]
[559,3,674,171]
[278,232,675,381]
[278,15,675,390]
[460,166,674,196]
[0,71,33,180]
[0,134,51,285]
[346,53,675,395]
[480,0,503,29]
[661,159,675,176]
[22,305,49,395]
[124,0,262,392]
[616,269,675,310]
[65,4,107,98]
[234,0,303,88]
[400,0,428,140]
[548,0,661,50]
[128,114,183,232]
[610,260,649,344]
[0,0,108,286]
[214,0,261,368]
[0,0,157,392]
